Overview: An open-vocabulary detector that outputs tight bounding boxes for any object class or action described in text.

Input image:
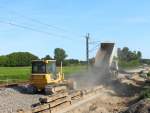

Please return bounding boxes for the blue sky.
[0,0,150,60]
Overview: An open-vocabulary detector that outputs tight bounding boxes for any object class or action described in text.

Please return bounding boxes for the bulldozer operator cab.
[32,60,56,76]
[31,60,58,90]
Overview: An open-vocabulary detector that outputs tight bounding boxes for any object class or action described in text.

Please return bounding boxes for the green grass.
[0,65,85,83]
[57,65,86,76]
[139,89,150,99]
[147,72,150,77]
[118,60,141,69]
[0,67,31,83]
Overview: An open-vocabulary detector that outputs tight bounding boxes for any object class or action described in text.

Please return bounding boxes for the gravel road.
[0,86,43,113]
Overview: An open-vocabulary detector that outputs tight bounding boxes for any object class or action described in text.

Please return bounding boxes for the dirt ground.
[0,72,146,113]
[65,73,146,113]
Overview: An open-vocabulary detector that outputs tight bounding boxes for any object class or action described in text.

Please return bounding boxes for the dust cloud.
[69,67,112,89]
[69,48,114,89]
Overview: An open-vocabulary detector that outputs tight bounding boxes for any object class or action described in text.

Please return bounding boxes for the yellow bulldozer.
[28,60,75,94]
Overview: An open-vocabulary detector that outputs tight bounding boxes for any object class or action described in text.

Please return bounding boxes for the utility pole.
[86,33,90,69]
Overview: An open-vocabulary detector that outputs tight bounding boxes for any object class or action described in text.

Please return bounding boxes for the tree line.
[0,48,85,67]
[118,47,142,67]
[0,52,38,67]
[42,48,86,66]
[0,47,148,67]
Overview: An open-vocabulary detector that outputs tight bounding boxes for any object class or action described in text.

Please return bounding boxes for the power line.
[89,41,101,44]
[0,5,65,31]
[89,44,100,53]
[0,20,77,41]
[11,13,67,32]
[0,5,81,38]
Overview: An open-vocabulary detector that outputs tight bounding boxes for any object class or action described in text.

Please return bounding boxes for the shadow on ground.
[10,85,44,95]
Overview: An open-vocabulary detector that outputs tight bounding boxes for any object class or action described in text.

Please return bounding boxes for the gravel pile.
[122,99,150,113]
[0,86,43,113]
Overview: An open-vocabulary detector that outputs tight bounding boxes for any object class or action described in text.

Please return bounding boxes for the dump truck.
[28,60,75,94]
[94,42,118,77]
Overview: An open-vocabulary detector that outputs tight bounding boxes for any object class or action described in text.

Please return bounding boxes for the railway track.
[0,81,107,113]
[0,81,29,88]
[17,86,103,113]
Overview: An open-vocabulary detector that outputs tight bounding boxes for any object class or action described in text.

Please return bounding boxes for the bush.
[147,72,150,77]
[118,47,142,68]
[140,89,150,99]
[0,52,39,67]
[119,59,141,68]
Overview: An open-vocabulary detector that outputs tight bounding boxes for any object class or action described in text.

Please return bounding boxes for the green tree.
[121,47,129,61]
[118,47,142,68]
[65,59,80,65]
[0,52,39,67]
[122,47,129,54]
[7,52,39,66]
[137,51,142,59]
[127,51,137,61]
[42,55,52,60]
[54,48,67,66]
[0,56,8,66]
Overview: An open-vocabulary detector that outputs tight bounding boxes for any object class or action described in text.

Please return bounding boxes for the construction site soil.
[0,72,148,113]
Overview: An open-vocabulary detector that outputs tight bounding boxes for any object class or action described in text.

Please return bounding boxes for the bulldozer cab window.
[32,62,46,73]
[46,62,56,76]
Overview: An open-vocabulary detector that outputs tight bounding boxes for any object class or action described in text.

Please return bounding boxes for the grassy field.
[118,60,141,69]
[57,65,86,76]
[0,65,86,83]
